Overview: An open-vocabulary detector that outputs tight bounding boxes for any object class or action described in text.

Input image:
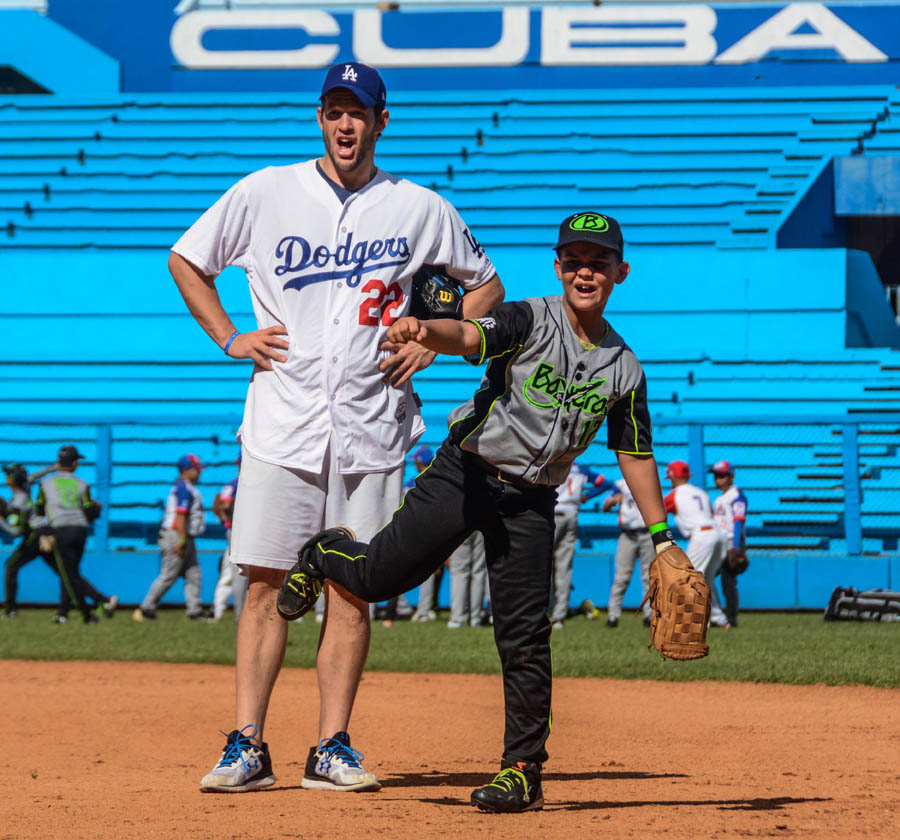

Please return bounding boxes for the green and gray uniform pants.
[54,526,108,620]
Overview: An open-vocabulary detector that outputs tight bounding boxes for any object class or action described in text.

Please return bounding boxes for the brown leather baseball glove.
[642,544,711,661]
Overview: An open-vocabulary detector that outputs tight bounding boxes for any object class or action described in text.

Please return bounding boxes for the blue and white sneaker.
[301,731,380,792]
[200,725,276,793]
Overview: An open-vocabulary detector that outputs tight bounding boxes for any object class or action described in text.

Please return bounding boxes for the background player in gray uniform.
[36,445,112,624]
[133,454,206,621]
[408,445,444,623]
[447,531,486,628]
[603,476,654,627]
[711,459,749,627]
[550,462,612,629]
[278,211,676,813]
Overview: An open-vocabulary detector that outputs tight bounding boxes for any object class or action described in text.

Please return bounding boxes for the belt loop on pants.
[467,451,537,491]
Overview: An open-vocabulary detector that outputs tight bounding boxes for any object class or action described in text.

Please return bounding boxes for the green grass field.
[2,608,899,687]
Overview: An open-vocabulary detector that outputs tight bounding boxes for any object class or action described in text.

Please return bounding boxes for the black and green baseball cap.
[554,211,624,257]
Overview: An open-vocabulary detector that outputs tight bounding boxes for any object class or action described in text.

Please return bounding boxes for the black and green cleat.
[470,761,544,813]
[276,526,355,621]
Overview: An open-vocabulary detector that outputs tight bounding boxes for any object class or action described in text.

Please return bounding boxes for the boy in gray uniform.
[278,211,673,813]
[36,445,111,624]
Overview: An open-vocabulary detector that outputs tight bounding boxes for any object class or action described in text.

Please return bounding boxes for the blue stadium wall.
[3,1,900,612]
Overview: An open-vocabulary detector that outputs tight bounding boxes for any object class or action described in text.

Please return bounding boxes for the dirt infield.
[5,660,899,839]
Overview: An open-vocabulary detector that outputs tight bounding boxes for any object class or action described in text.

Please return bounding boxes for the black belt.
[468,452,541,491]
[622,528,649,535]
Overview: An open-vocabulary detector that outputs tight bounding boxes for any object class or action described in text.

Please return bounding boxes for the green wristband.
[649,521,677,547]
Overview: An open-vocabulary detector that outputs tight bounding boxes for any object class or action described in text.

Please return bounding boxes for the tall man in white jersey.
[168,62,504,793]
[663,460,730,628]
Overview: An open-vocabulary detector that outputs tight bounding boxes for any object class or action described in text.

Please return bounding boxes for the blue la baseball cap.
[321,62,386,109]
[177,454,203,472]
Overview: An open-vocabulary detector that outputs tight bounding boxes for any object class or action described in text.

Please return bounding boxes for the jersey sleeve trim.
[612,392,653,455]
[170,246,217,279]
[463,318,488,366]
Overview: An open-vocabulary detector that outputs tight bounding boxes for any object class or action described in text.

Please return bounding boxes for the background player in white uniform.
[603,476,654,627]
[664,460,729,628]
[549,462,612,629]
[168,61,503,793]
[711,459,749,628]
[211,457,244,622]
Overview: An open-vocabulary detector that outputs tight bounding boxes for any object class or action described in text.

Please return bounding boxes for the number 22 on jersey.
[358,279,404,326]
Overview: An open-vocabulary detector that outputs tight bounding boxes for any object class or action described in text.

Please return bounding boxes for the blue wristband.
[223,330,240,356]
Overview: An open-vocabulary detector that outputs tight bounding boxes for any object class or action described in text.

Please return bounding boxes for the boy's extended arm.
[616,453,667,529]
[386,316,482,357]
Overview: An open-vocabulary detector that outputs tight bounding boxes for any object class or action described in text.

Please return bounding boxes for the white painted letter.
[715,3,887,64]
[353,8,529,68]
[541,5,717,66]
[170,10,339,70]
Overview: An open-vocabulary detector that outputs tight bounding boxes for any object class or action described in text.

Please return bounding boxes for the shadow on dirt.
[417,794,831,812]
[383,769,687,788]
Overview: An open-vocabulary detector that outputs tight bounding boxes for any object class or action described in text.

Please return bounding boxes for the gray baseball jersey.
[447,295,652,486]
[37,472,91,528]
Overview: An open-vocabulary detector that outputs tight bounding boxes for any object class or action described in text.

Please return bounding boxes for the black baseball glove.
[724,547,749,575]
[409,265,463,320]
[84,501,103,522]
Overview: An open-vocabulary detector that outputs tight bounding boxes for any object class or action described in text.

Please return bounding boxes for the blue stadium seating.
[1,85,900,603]
[1,85,894,250]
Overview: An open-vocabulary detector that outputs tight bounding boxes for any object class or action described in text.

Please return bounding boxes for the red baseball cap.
[709,459,734,476]
[665,460,691,480]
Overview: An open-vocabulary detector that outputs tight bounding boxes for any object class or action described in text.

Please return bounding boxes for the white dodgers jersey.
[664,482,716,538]
[172,161,495,474]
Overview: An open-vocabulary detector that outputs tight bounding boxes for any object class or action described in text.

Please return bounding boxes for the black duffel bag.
[824,586,900,622]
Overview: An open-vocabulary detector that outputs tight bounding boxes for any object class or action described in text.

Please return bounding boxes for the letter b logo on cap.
[569,213,609,232]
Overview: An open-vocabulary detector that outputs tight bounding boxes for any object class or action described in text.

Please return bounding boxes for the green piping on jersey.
[614,390,653,456]
[464,317,488,366]
[449,344,524,444]
[318,540,366,565]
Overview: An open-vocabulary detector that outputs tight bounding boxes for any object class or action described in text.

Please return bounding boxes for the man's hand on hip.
[227,326,289,370]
